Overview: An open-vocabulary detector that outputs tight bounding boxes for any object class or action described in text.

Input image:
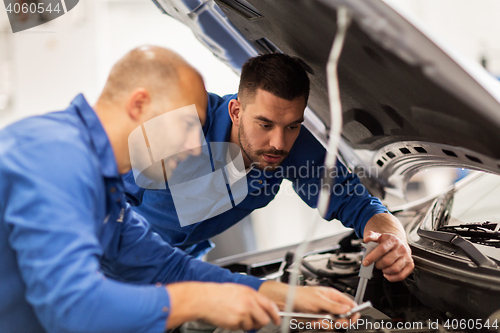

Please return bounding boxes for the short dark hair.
[238,53,310,107]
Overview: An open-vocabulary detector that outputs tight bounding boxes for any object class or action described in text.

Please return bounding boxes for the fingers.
[383,258,415,282]
[251,293,281,327]
[323,300,352,316]
[247,306,270,329]
[361,233,415,282]
[363,230,381,243]
[257,295,281,326]
[350,311,361,322]
[285,286,363,331]
[198,283,281,331]
[227,310,256,331]
[362,234,395,266]
[239,317,255,331]
[308,287,355,315]
[363,234,408,266]
[322,288,357,308]
[374,247,400,270]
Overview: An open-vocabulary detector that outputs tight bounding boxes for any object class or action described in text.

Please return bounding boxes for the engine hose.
[301,259,358,279]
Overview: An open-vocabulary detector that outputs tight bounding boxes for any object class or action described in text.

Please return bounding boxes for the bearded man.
[124,53,414,283]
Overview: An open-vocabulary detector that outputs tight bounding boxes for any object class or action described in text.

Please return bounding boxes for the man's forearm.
[363,213,406,241]
[166,283,207,329]
[258,281,288,310]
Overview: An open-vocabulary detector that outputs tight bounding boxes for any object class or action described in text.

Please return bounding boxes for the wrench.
[354,242,378,304]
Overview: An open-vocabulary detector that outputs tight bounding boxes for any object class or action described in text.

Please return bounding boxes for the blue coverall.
[124,93,388,258]
[0,94,263,333]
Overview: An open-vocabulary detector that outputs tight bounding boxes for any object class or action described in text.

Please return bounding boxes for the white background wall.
[0,0,240,126]
[391,0,500,75]
[1,0,500,253]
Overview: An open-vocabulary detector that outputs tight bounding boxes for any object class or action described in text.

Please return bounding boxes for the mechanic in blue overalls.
[124,53,414,282]
[0,47,358,333]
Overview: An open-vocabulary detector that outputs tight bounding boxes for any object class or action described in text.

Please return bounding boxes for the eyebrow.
[254,116,304,126]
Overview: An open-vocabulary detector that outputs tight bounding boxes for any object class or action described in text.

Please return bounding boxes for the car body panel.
[153,0,500,196]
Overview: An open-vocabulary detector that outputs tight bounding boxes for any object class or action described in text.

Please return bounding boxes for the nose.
[269,128,285,151]
[185,128,202,156]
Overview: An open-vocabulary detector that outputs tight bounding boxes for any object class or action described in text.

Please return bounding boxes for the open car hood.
[152,0,500,197]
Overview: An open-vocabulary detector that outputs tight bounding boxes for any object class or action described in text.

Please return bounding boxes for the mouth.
[262,154,282,164]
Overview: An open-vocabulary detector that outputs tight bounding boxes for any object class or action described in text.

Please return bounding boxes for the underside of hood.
[153,0,500,196]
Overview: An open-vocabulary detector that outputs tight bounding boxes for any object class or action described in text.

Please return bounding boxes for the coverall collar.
[71,94,120,179]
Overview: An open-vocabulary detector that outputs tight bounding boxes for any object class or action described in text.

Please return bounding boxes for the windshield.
[443,173,500,261]
[449,173,500,225]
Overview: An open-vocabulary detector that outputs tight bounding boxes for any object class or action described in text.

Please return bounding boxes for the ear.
[126,88,151,122]
[228,99,242,126]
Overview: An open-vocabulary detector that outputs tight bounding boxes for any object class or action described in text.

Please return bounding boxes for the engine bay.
[210,228,499,333]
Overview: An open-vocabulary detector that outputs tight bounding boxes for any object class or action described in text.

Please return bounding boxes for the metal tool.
[354,242,378,304]
[278,301,372,320]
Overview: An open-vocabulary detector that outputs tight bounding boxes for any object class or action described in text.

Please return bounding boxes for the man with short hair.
[124,53,415,282]
[0,47,357,333]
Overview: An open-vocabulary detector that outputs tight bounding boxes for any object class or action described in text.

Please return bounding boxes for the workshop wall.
[0,0,239,128]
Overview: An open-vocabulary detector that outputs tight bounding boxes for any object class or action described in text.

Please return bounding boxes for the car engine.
[210,231,499,333]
